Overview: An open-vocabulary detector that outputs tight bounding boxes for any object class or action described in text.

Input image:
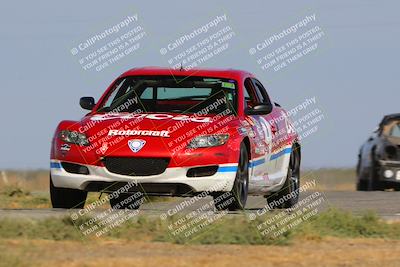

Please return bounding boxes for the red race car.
[50,67,300,210]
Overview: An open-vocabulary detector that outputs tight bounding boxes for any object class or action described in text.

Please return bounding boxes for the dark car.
[357,113,400,191]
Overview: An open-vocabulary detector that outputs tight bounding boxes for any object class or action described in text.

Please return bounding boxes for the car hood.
[385,136,400,145]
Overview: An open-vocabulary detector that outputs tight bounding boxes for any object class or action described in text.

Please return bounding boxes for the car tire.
[213,143,249,211]
[367,157,383,191]
[109,192,144,209]
[356,157,368,191]
[394,184,400,191]
[356,179,368,191]
[50,174,87,209]
[266,146,300,209]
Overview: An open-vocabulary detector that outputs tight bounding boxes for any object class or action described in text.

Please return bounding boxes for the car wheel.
[367,157,383,191]
[394,184,400,191]
[356,179,368,191]
[109,192,144,209]
[213,143,249,211]
[266,146,300,209]
[356,157,369,191]
[50,174,87,209]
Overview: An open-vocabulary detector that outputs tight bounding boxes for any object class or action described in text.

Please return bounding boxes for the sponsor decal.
[248,128,256,138]
[237,127,247,136]
[128,139,146,153]
[241,120,250,127]
[255,144,267,155]
[91,113,211,123]
[99,142,108,154]
[259,116,273,154]
[60,144,71,151]
[254,118,264,138]
[245,117,256,126]
[108,129,170,137]
[221,82,235,89]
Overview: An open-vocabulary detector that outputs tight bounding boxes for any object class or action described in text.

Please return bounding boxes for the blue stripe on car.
[218,166,238,172]
[50,162,61,169]
[270,147,292,160]
[249,158,265,168]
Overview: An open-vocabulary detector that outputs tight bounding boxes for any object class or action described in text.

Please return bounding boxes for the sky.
[0,0,399,169]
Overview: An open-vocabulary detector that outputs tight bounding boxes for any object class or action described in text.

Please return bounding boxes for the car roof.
[119,66,254,81]
[380,113,400,126]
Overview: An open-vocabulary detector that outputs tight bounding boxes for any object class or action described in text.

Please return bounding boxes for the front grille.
[104,157,170,176]
[385,145,400,160]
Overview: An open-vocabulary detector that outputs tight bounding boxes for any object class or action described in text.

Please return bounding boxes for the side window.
[251,78,272,105]
[244,78,259,109]
[140,87,153,99]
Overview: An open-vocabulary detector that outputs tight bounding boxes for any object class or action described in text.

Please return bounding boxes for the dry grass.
[0,170,174,209]
[302,168,355,191]
[1,209,399,243]
[0,237,399,267]
[0,170,49,192]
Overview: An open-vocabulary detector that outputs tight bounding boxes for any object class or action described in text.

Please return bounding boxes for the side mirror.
[246,104,273,115]
[80,97,95,111]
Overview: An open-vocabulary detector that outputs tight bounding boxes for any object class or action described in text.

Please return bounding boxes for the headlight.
[187,134,229,148]
[59,130,89,146]
[383,169,394,178]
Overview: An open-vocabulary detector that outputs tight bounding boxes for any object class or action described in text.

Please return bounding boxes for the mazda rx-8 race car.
[50,67,301,210]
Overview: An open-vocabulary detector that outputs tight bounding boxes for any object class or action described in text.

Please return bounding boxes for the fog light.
[61,162,89,175]
[187,166,218,177]
[383,169,394,178]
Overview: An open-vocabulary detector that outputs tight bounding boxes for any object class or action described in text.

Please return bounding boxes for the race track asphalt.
[1,191,399,221]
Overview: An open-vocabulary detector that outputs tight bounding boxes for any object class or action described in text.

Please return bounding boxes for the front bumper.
[378,160,400,182]
[50,160,237,195]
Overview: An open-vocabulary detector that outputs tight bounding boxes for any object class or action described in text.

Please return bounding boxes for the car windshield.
[97,76,237,115]
[389,122,400,138]
[382,120,400,138]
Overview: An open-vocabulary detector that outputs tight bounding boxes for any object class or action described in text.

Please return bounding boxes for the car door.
[250,78,290,187]
[243,78,276,189]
